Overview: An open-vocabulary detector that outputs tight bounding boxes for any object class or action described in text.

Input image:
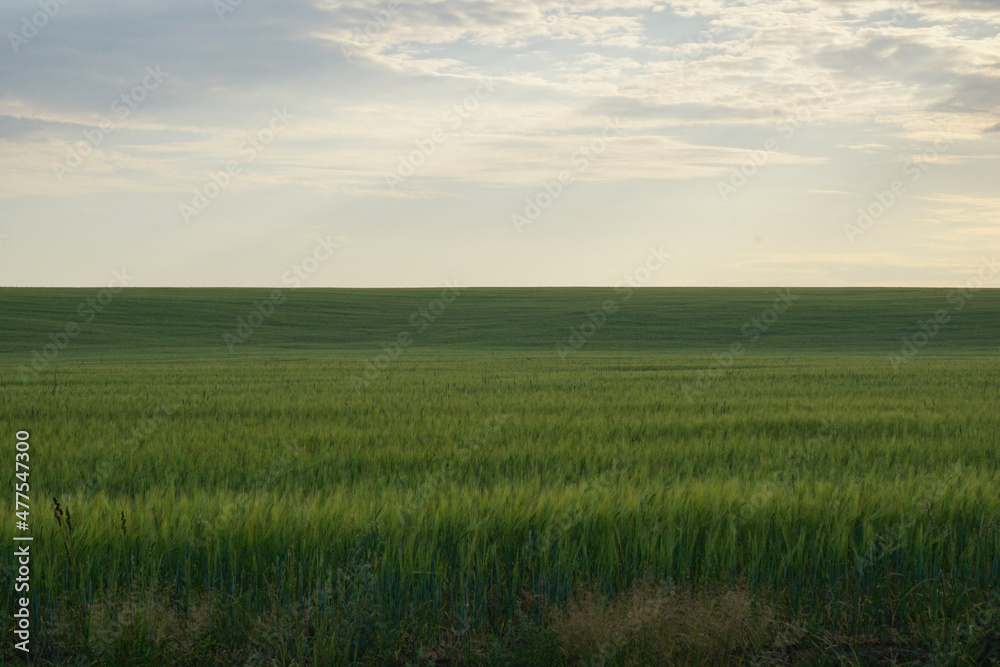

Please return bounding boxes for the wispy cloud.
[1,0,998,286]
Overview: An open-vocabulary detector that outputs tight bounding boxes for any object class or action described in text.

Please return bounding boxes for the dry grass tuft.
[551,580,777,666]
[44,583,220,666]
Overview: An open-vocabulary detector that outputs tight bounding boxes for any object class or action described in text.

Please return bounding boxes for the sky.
[1,0,998,288]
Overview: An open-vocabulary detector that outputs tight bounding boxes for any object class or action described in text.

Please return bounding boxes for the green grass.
[1,286,998,355]
[1,288,999,664]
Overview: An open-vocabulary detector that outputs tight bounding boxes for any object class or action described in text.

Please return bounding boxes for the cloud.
[1,0,999,287]
[936,73,1000,113]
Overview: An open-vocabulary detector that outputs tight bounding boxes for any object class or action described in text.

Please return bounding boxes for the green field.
[1,288,999,665]
[2,286,999,355]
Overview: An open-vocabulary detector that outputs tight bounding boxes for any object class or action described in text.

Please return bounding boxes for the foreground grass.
[2,348,1000,663]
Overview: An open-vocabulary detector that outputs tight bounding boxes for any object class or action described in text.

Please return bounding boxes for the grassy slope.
[0,287,998,357]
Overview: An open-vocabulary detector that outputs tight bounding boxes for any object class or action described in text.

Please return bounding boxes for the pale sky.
[1,0,998,287]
